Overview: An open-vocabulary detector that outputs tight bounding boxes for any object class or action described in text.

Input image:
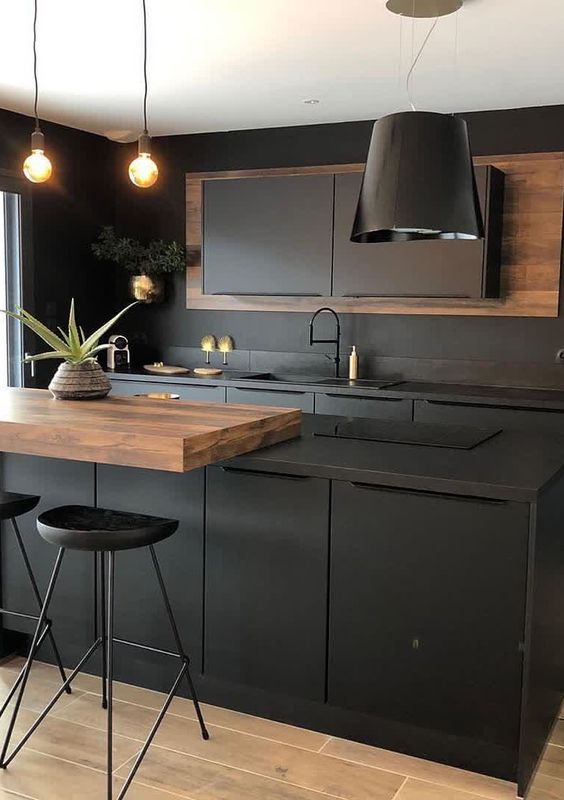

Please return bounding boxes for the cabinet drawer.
[315,393,412,420]
[414,399,564,434]
[227,386,314,412]
[110,380,226,403]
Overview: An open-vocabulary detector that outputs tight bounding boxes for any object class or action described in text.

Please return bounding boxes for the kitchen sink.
[314,378,402,389]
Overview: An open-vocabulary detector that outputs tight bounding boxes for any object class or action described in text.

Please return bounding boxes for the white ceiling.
[0,0,563,141]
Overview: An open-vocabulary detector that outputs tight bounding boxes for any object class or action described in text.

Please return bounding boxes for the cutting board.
[143,364,190,376]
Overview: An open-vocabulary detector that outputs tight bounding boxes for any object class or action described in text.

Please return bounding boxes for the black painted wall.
[4,103,564,388]
[113,105,564,388]
[0,107,115,384]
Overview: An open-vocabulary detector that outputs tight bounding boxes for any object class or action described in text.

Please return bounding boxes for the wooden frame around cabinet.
[186,152,564,317]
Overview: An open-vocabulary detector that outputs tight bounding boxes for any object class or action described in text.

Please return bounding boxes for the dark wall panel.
[113,105,564,388]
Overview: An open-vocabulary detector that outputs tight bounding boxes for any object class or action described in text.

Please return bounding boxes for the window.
[0,175,28,388]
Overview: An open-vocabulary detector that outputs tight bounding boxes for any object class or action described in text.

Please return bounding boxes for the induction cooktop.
[315,419,502,450]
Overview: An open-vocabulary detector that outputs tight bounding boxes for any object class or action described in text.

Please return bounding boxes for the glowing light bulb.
[23,131,52,183]
[128,134,158,188]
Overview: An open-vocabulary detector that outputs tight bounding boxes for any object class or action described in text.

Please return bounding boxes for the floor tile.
[395,777,494,799]
[0,748,183,800]
[124,745,349,800]
[0,707,140,774]
[0,664,85,715]
[539,745,564,780]
[528,772,564,799]
[51,693,156,741]
[153,715,404,800]
[321,738,515,800]
[552,722,564,748]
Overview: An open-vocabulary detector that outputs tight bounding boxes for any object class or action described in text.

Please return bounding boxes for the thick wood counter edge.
[0,389,302,472]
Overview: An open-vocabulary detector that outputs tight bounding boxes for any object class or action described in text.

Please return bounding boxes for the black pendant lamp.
[351,0,483,243]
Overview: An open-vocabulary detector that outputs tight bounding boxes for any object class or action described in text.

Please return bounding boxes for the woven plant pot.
[48,360,111,400]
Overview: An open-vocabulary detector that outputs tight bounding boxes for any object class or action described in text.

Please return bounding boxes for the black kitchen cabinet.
[226,386,314,412]
[203,174,333,296]
[332,166,504,298]
[96,466,205,693]
[205,466,329,700]
[414,398,564,434]
[1,455,95,666]
[328,480,528,754]
[315,393,412,419]
[110,379,226,403]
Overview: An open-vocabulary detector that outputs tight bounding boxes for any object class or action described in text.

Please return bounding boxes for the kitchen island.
[0,392,563,798]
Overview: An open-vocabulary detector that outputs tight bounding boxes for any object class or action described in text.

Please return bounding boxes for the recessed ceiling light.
[303,99,320,105]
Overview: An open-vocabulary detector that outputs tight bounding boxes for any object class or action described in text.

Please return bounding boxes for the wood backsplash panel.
[186,153,564,317]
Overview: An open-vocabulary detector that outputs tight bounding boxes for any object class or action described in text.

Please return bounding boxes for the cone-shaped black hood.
[351,111,484,243]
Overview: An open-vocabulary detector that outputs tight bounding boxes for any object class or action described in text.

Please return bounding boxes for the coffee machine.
[107,335,130,370]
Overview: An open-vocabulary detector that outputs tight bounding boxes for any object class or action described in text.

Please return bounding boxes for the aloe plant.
[3,300,136,364]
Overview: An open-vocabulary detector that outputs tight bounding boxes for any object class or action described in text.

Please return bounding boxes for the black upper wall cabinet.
[201,166,504,300]
[203,174,333,296]
[332,166,505,299]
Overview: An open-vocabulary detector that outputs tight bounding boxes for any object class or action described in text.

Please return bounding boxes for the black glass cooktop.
[315,419,502,450]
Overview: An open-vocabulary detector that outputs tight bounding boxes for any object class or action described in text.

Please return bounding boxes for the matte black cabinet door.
[205,466,329,700]
[97,466,205,694]
[226,387,314,412]
[1,455,95,666]
[329,481,528,751]
[203,174,333,296]
[110,379,226,403]
[332,168,501,298]
[414,399,564,434]
[315,393,412,419]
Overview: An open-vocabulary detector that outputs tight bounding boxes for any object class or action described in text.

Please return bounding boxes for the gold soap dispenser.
[349,346,359,380]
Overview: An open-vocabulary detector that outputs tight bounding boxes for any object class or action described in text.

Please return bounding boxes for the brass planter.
[48,360,111,400]
[129,274,164,304]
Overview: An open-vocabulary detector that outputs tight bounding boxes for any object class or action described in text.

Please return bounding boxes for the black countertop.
[108,368,564,411]
[223,414,564,502]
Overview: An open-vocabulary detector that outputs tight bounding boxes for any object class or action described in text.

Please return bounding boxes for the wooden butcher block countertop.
[0,388,301,472]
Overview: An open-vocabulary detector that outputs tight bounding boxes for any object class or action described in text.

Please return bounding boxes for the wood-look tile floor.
[0,657,558,800]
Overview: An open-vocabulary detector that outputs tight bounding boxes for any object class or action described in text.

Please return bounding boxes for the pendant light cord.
[32,0,40,133]
[406,15,439,111]
[142,0,149,135]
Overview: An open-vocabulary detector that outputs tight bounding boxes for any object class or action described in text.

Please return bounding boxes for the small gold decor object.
[200,334,217,365]
[218,335,234,365]
[136,392,180,400]
[143,364,190,375]
[129,274,164,304]
[193,367,223,376]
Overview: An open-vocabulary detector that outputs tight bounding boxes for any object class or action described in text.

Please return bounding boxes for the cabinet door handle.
[348,481,507,505]
[232,388,308,396]
[220,466,310,481]
[211,292,323,297]
[324,393,404,401]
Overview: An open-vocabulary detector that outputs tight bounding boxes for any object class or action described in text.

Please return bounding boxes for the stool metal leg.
[149,545,209,741]
[100,552,108,710]
[106,551,115,800]
[0,547,66,767]
[11,519,71,694]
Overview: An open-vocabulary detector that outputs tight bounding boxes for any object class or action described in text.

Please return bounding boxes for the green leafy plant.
[92,226,186,276]
[3,300,136,364]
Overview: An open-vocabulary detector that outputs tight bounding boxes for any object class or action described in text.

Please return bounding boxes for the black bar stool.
[0,504,209,800]
[0,492,70,715]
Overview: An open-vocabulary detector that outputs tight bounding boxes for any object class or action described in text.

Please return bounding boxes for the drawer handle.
[210,292,323,297]
[324,393,404,401]
[232,388,308,396]
[349,481,507,505]
[220,466,310,481]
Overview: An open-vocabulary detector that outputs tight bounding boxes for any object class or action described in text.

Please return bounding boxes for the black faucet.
[309,307,341,378]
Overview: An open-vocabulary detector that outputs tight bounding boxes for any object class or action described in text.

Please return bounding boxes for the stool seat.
[0,492,40,521]
[37,505,178,552]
